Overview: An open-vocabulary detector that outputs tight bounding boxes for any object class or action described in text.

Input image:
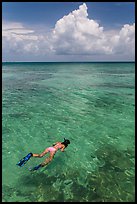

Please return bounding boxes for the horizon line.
[2,61,135,63]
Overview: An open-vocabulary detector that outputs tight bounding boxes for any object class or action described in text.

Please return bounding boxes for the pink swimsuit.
[47,143,63,153]
[47,147,57,152]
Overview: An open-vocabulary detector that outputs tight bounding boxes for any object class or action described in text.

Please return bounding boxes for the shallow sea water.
[2,62,135,202]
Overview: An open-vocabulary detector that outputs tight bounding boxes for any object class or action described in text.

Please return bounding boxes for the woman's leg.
[29,151,55,171]
[41,152,55,167]
[32,148,49,158]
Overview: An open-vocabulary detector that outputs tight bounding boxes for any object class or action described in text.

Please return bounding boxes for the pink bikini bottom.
[47,147,56,153]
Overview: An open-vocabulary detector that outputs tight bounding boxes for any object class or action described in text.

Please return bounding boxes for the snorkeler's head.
[61,138,70,147]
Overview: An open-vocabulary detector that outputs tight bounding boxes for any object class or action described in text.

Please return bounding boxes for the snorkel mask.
[63,138,70,145]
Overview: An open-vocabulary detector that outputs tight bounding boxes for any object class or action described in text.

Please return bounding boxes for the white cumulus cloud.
[110,23,135,56]
[51,3,107,55]
[2,3,135,61]
[51,3,135,58]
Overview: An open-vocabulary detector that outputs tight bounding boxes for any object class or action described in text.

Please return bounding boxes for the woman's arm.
[60,146,65,152]
[53,142,59,146]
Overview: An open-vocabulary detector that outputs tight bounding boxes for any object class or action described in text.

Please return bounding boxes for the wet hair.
[61,138,70,147]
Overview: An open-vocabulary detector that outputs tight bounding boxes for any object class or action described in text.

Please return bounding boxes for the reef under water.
[2,62,135,202]
[2,144,135,202]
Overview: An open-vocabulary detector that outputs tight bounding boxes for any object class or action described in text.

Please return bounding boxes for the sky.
[2,2,135,62]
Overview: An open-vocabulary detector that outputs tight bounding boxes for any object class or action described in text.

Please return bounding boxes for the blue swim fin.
[16,153,33,167]
[29,164,42,171]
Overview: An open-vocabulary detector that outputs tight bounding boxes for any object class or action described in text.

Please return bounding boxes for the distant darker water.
[2,62,135,202]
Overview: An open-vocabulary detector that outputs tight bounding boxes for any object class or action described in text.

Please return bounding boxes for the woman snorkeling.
[16,138,70,171]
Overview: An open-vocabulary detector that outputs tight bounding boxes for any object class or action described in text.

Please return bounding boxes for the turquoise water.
[2,62,135,202]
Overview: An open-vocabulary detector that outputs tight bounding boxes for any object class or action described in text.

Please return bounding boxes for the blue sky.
[2,2,135,62]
